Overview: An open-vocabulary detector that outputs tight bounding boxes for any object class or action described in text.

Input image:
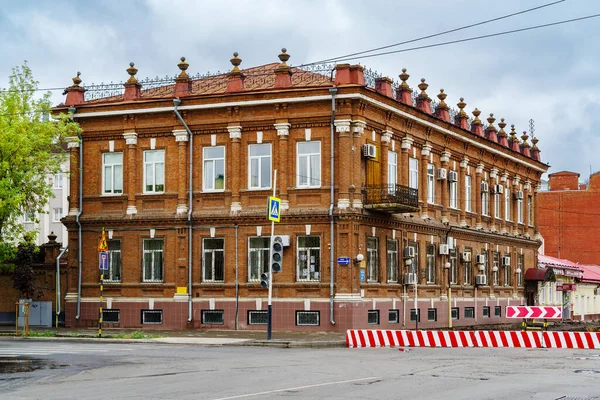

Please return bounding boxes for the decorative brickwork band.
[346,330,600,349]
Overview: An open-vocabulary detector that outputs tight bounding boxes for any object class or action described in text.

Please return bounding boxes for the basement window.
[388,309,400,324]
[141,310,162,325]
[296,311,320,326]
[102,309,120,323]
[202,310,224,325]
[368,310,380,325]
[248,310,268,325]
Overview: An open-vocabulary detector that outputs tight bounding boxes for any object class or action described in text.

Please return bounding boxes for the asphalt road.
[1,339,599,400]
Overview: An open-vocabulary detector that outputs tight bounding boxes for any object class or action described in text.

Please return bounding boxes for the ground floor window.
[388,309,399,324]
[203,238,224,282]
[451,307,459,320]
[410,309,420,323]
[248,237,269,282]
[297,236,320,282]
[428,308,437,322]
[143,239,163,282]
[368,310,380,325]
[495,306,502,317]
[464,307,475,319]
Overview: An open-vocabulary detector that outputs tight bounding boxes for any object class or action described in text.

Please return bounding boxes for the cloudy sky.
[1,0,598,180]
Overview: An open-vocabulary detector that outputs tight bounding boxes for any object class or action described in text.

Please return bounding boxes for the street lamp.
[444,261,452,329]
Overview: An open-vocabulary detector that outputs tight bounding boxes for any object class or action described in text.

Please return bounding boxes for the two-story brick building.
[55,49,548,331]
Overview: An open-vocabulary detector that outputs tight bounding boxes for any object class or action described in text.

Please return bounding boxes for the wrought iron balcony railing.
[363,184,419,213]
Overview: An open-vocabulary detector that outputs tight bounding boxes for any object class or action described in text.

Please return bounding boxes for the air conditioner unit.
[439,244,449,255]
[481,181,489,193]
[494,185,504,194]
[475,254,486,264]
[448,170,458,183]
[404,272,417,285]
[514,190,524,200]
[462,252,471,262]
[502,256,511,266]
[403,246,415,258]
[362,144,377,158]
[437,168,447,180]
[475,275,487,286]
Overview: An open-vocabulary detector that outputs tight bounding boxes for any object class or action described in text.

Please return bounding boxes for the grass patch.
[21,331,58,337]
[106,330,164,339]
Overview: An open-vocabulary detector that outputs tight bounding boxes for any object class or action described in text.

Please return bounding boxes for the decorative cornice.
[123,131,138,145]
[227,125,242,139]
[421,144,432,156]
[334,119,352,133]
[351,120,366,135]
[401,136,413,150]
[460,158,469,168]
[490,168,498,179]
[440,151,451,163]
[382,130,393,143]
[172,129,188,142]
[476,163,484,174]
[273,122,291,136]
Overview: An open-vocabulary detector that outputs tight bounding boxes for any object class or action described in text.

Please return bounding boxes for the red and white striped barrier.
[346,329,600,349]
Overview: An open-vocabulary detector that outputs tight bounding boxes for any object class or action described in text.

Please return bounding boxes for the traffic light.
[260,272,269,289]
[271,236,283,272]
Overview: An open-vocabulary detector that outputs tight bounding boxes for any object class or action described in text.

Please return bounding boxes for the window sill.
[102,193,125,197]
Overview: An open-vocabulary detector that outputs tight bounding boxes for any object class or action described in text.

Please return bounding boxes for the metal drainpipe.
[173,99,194,322]
[69,107,83,321]
[329,88,338,325]
[235,224,239,330]
[55,246,68,328]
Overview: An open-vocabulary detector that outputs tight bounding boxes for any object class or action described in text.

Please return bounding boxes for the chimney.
[227,52,245,92]
[175,57,192,97]
[416,78,432,114]
[485,114,498,143]
[548,172,580,191]
[349,65,365,85]
[274,48,292,88]
[64,72,85,106]
[470,108,484,137]
[375,77,394,98]
[454,97,469,130]
[435,89,450,122]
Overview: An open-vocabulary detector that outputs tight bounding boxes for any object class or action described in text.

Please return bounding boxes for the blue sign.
[359,269,365,282]
[99,251,109,271]
[268,196,281,222]
[337,257,351,265]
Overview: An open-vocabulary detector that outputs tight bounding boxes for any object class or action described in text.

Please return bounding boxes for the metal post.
[99,273,103,338]
[15,303,18,336]
[414,279,418,331]
[448,266,452,329]
[267,169,277,340]
[25,303,29,336]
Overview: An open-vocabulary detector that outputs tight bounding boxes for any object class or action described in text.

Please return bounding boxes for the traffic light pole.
[267,169,277,340]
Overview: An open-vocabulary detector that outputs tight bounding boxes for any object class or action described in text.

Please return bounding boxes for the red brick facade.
[55,52,547,332]
[538,171,600,265]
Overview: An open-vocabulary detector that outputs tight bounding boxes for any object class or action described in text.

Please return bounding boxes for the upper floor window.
[53,172,64,189]
[517,197,524,224]
[407,241,419,275]
[107,240,122,282]
[297,141,321,188]
[409,157,418,189]
[517,255,524,287]
[528,196,533,226]
[143,239,163,282]
[53,208,63,222]
[144,150,164,194]
[249,144,271,190]
[103,152,123,195]
[505,187,511,221]
[426,244,436,284]
[387,239,398,283]
[463,248,472,285]
[449,247,458,284]
[465,175,472,212]
[367,237,379,283]
[248,237,269,282]
[481,182,489,216]
[203,238,224,282]
[504,254,511,287]
[449,172,458,209]
[388,151,398,193]
[427,163,435,204]
[493,252,500,286]
[494,191,500,219]
[203,146,225,191]
[297,236,320,281]
[23,211,35,223]
[482,250,489,283]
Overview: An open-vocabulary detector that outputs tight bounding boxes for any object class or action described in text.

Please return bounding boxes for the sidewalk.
[0,326,348,348]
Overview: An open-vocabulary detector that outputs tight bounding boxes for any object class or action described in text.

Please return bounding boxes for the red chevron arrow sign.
[506,306,562,319]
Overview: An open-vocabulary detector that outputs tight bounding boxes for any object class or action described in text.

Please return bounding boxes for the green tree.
[0,62,80,250]
[12,233,39,299]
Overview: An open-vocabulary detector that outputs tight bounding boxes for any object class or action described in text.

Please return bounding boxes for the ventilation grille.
[296,311,319,326]
[368,310,380,325]
[248,310,268,325]
[202,310,224,325]
[141,310,162,324]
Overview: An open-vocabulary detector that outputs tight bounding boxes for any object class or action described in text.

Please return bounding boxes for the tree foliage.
[0,62,80,245]
[12,233,40,299]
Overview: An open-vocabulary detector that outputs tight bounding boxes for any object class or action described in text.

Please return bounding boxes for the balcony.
[363,184,419,213]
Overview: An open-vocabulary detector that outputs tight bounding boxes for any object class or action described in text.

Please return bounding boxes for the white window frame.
[142,239,163,282]
[494,192,500,218]
[53,208,63,222]
[248,237,270,282]
[427,163,435,204]
[517,255,524,287]
[106,240,122,282]
[102,152,123,195]
[517,198,523,224]
[203,238,225,282]
[465,175,472,212]
[248,144,272,190]
[367,237,379,283]
[505,186,511,221]
[426,244,436,284]
[493,252,499,286]
[449,248,458,285]
[481,184,489,216]
[296,141,321,188]
[409,157,418,189]
[23,211,36,223]
[388,151,398,194]
[53,172,64,189]
[143,150,165,194]
[449,172,458,209]
[203,146,226,192]
[463,249,472,285]
[504,255,511,287]
[297,236,321,282]
[387,239,398,283]
[528,196,534,227]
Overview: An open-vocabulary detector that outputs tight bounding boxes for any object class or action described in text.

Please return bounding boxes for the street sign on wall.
[506,306,562,319]
[337,257,351,265]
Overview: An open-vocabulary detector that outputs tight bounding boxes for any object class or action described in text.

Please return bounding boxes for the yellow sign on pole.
[98,228,108,252]
[268,196,281,222]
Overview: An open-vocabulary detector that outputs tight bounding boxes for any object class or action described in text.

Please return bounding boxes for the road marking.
[210,376,381,400]
[0,345,135,357]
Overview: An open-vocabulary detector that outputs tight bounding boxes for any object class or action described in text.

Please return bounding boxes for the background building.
[55,51,547,331]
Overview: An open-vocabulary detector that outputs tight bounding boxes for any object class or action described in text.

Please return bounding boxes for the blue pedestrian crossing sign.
[268,196,281,222]
[99,251,109,271]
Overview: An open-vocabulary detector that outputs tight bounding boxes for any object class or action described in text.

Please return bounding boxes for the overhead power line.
[308,0,567,65]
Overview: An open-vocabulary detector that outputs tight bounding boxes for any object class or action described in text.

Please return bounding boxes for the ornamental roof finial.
[230,52,242,73]
[177,57,189,79]
[437,89,448,109]
[399,68,410,90]
[278,48,290,69]
[126,62,138,84]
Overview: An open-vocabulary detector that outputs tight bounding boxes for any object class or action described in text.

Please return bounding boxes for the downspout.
[55,246,68,328]
[235,224,239,330]
[329,87,338,325]
[173,99,194,323]
[69,107,83,321]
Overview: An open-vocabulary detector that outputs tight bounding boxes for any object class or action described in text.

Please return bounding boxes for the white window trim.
[494,193,500,219]
[53,172,64,189]
[465,175,472,212]
[142,239,163,283]
[102,152,123,196]
[426,244,436,284]
[427,163,435,204]
[248,144,272,190]
[248,236,269,282]
[388,151,398,193]
[367,237,379,283]
[505,187,511,221]
[203,238,225,282]
[387,239,398,283]
[409,157,419,190]
[143,150,165,194]
[52,208,63,222]
[449,174,458,209]
[517,198,524,224]
[296,236,321,282]
[481,187,489,216]
[203,146,226,192]
[296,141,321,189]
[106,240,122,282]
